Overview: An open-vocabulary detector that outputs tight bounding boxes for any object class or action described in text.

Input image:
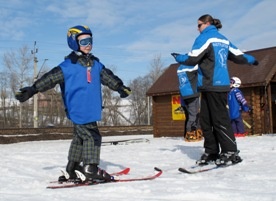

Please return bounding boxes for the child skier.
[177,64,202,142]
[228,77,252,137]
[15,25,131,183]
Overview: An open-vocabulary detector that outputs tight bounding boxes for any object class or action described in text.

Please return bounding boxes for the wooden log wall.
[0,125,153,144]
[152,87,269,137]
[243,86,266,135]
[152,95,184,137]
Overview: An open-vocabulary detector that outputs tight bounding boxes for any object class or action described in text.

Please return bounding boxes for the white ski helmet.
[230,77,241,88]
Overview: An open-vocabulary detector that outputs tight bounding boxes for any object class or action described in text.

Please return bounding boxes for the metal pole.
[147,96,151,125]
[32,41,38,128]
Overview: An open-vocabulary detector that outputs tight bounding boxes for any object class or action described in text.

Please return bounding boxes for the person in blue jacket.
[171,14,258,166]
[177,64,202,141]
[228,77,251,137]
[15,25,131,183]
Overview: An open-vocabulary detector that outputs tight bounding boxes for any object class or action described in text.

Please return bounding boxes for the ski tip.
[178,167,191,174]
[124,167,131,174]
[154,167,162,172]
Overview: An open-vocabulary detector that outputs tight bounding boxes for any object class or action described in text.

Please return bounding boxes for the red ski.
[47,167,162,189]
[114,167,162,182]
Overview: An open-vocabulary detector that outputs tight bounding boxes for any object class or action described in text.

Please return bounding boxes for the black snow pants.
[200,91,237,154]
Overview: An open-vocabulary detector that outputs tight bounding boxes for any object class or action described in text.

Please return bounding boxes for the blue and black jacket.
[177,64,200,99]
[175,25,256,92]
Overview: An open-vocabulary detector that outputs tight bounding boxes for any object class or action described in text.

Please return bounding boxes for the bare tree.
[2,45,33,127]
[3,45,33,91]
[0,72,8,127]
[149,54,166,84]
[101,81,132,125]
[128,75,150,125]
[101,85,121,125]
[128,54,165,125]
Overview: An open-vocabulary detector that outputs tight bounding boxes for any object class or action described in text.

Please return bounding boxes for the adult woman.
[172,14,258,165]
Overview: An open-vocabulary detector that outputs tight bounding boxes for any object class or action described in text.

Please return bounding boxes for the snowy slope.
[1,134,275,201]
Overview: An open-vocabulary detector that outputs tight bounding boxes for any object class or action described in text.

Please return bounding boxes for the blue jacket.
[59,59,103,124]
[228,87,249,119]
[177,64,200,99]
[175,25,256,92]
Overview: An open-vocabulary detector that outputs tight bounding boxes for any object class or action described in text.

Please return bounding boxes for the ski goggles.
[78,37,93,47]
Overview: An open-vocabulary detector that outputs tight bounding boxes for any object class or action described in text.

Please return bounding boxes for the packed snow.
[1,134,275,201]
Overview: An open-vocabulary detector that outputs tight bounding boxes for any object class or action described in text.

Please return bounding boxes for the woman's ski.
[178,162,240,174]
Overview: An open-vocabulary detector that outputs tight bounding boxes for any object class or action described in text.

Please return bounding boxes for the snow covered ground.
[1,134,275,201]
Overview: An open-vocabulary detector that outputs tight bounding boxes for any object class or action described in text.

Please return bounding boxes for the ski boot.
[185,128,203,142]
[234,132,247,138]
[58,161,82,183]
[82,164,112,183]
[196,129,203,141]
[215,151,242,166]
[196,153,219,166]
[185,130,197,142]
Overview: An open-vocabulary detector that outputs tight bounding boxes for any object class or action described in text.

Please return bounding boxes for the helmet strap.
[75,50,91,56]
[74,51,82,56]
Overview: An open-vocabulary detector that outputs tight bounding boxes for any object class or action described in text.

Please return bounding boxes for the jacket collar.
[201,25,217,34]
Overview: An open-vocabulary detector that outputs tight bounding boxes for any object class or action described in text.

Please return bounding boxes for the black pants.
[200,92,237,154]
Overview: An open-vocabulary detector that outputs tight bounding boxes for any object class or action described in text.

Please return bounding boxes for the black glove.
[171,52,180,59]
[248,107,253,115]
[15,86,37,102]
[252,60,259,66]
[118,85,131,98]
